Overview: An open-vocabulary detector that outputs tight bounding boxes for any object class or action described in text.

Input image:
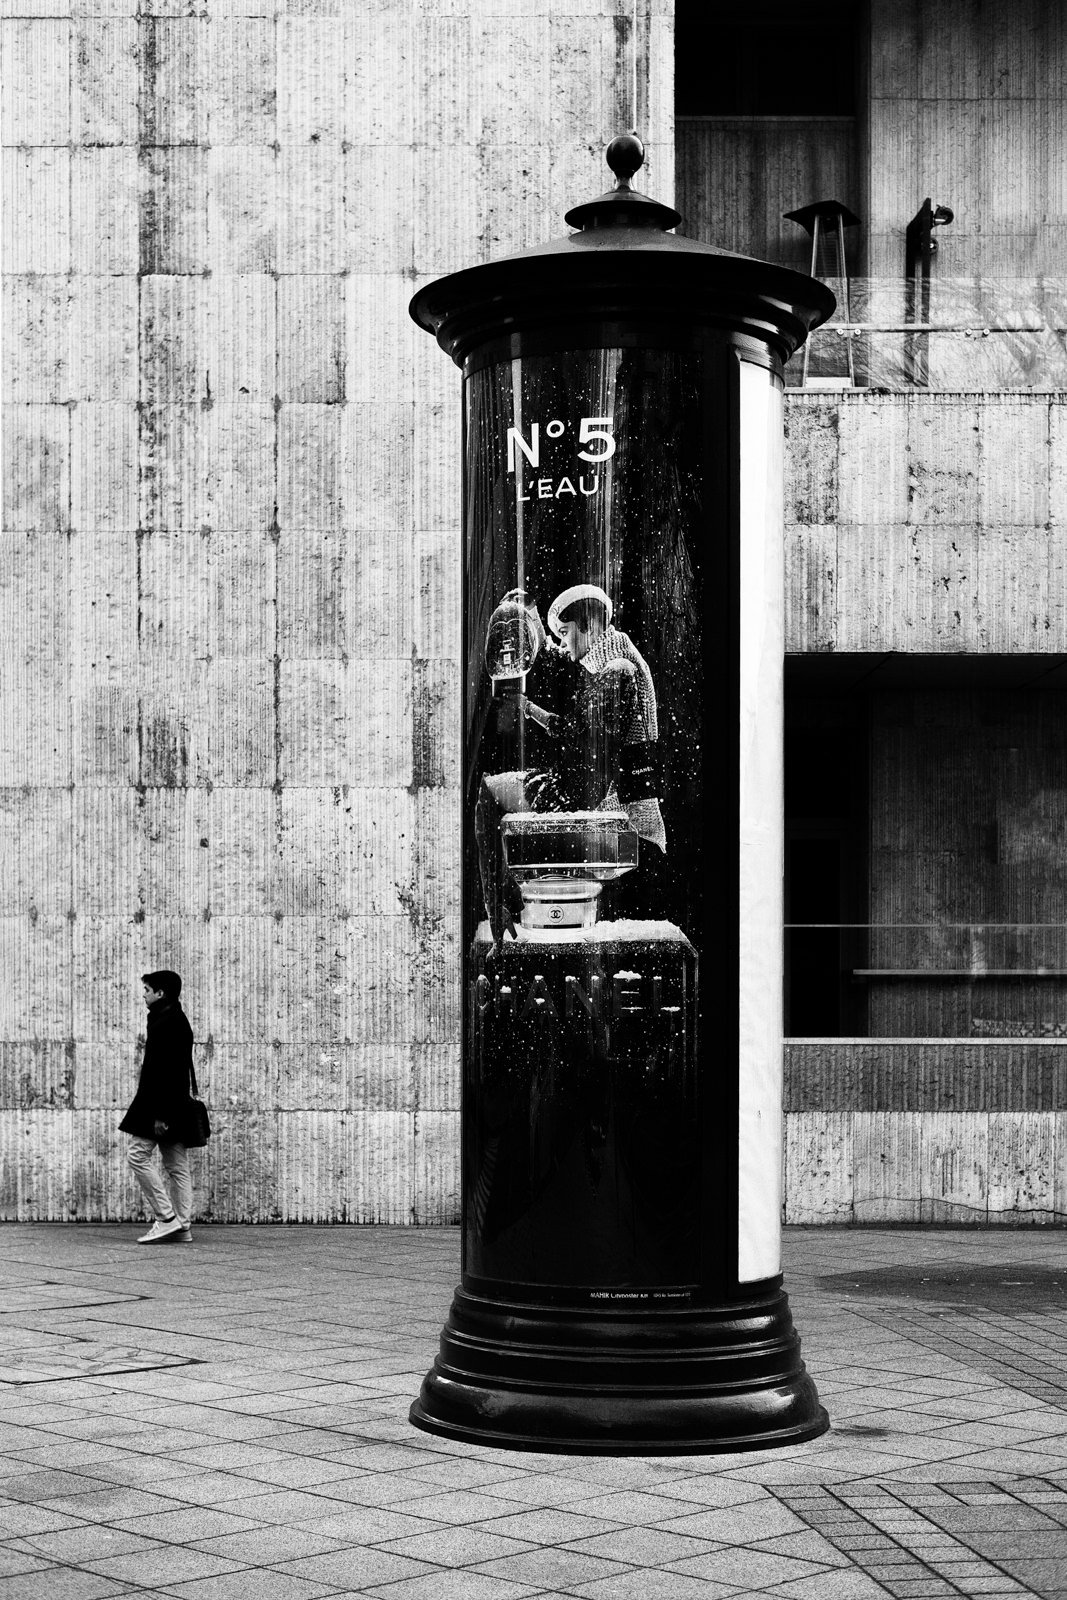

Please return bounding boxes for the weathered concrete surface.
[868,0,1067,278]
[0,2,673,1222]
[786,392,1067,654]
[785,1105,1067,1226]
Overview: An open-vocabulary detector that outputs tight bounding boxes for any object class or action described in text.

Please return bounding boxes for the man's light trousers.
[127,1137,192,1224]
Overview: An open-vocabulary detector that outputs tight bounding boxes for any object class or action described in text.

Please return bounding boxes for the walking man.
[119,970,203,1243]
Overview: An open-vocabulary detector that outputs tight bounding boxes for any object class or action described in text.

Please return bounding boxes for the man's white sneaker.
[138,1216,182,1243]
[168,1228,193,1243]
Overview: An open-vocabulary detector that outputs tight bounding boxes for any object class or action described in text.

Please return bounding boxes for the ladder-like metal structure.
[784,199,860,387]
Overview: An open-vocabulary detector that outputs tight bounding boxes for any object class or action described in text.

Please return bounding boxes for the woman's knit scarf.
[579,626,659,743]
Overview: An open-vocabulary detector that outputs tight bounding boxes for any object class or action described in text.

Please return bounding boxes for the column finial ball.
[606,133,644,189]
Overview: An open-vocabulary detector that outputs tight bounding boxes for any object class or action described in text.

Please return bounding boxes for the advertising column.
[408,137,834,1452]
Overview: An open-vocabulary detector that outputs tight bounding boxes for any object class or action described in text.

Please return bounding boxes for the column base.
[409,1282,829,1455]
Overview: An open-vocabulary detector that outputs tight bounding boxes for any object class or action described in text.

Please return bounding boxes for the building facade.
[2,0,1064,1223]
[678,0,1067,1223]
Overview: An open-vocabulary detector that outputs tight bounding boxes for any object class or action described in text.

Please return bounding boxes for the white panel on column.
[738,358,785,1284]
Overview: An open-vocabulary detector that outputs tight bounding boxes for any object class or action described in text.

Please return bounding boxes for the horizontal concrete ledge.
[788,1036,1067,1044]
[786,653,1067,689]
[787,1042,1067,1112]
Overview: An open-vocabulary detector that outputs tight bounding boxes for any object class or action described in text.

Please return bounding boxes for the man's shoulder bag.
[186,1064,212,1147]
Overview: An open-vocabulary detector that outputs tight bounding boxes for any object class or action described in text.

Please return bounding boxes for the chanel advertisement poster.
[464,346,703,1295]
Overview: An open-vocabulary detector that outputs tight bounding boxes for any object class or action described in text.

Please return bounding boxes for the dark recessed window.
[676,1,859,117]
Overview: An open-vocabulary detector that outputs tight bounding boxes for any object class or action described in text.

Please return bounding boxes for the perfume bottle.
[484,589,545,697]
[501,810,639,929]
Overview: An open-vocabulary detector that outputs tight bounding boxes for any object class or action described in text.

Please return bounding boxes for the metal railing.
[785,279,1067,391]
[785,922,1067,1038]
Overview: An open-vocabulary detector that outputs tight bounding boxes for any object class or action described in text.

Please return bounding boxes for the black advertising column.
[409,138,835,1453]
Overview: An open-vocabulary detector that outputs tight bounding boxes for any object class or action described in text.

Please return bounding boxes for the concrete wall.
[6,1,1063,1229]
[776,7,1067,1228]
[0,0,674,1222]
[785,392,1067,655]
[678,0,1066,285]
[785,686,1067,1227]
[675,117,859,272]
[784,389,1067,1227]
[785,1102,1067,1226]
[868,0,1067,277]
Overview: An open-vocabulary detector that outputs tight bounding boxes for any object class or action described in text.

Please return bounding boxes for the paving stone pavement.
[0,1224,1065,1599]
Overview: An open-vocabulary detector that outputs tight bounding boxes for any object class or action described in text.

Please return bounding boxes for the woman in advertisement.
[475,582,666,943]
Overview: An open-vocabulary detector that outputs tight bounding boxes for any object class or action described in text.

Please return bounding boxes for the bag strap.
[190,1063,200,1098]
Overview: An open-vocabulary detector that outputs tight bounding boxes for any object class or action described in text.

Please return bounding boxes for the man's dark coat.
[119,1000,202,1145]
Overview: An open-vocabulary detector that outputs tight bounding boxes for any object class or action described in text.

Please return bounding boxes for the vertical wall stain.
[137,20,161,276]
[411,655,449,791]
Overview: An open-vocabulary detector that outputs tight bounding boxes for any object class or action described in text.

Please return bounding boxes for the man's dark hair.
[142,969,182,1001]
[557,596,610,633]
